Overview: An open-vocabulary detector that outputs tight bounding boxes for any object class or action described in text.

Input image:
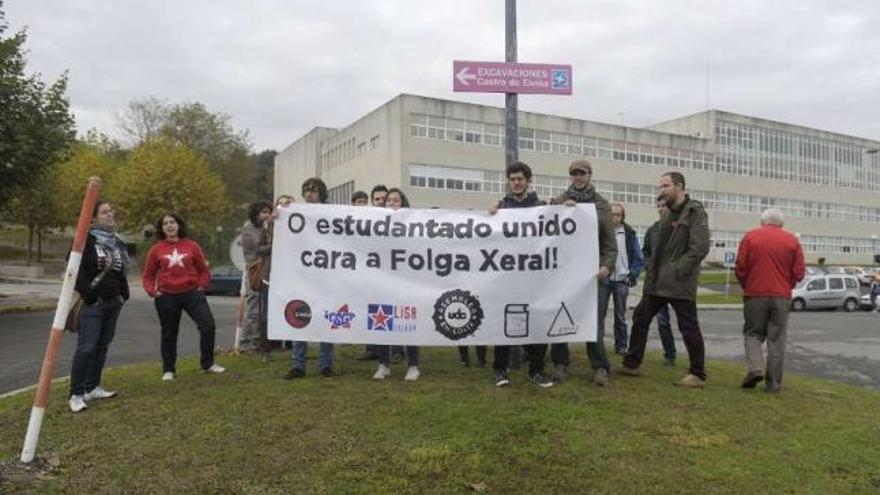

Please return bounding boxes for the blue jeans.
[377,345,419,367]
[70,297,123,396]
[291,341,334,371]
[599,279,630,352]
[656,304,677,360]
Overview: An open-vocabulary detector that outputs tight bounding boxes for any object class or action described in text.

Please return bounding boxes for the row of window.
[327,180,355,206]
[408,113,880,192]
[715,121,879,191]
[409,114,717,171]
[319,135,381,174]
[407,164,880,225]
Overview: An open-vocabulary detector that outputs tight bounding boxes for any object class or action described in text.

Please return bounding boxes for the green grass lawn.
[698,271,737,286]
[2,346,879,494]
[696,293,744,305]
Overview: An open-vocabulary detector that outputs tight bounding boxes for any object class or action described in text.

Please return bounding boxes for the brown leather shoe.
[676,374,706,388]
[618,365,641,377]
[741,371,764,389]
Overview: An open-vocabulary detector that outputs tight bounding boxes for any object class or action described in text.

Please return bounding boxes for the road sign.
[453,61,572,95]
[229,234,245,271]
[723,251,736,268]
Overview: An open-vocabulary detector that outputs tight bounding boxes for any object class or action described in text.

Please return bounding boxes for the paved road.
[1,296,879,395]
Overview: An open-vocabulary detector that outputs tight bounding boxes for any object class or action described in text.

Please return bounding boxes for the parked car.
[205,265,243,296]
[859,267,880,286]
[790,274,862,312]
[805,266,828,276]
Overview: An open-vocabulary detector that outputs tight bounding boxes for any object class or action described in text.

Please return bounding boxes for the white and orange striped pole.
[21,177,102,463]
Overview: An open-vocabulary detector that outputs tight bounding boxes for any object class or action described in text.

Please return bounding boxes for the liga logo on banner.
[268,204,599,345]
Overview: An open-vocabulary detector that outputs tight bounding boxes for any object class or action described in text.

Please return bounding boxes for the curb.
[0,303,56,315]
[0,376,69,400]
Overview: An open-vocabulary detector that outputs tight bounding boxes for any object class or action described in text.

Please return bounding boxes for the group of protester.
[67,156,821,413]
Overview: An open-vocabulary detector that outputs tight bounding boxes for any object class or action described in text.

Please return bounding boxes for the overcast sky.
[7,0,880,151]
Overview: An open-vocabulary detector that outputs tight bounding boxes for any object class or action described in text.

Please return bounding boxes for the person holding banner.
[550,159,618,387]
[68,200,130,413]
[622,172,710,388]
[487,162,554,388]
[285,178,336,379]
[257,195,295,360]
[372,188,421,381]
[370,184,388,207]
[143,213,225,381]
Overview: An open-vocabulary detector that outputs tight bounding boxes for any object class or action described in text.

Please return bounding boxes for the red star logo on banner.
[370,306,390,329]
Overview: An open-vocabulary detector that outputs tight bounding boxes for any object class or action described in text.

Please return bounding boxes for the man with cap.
[549,159,617,386]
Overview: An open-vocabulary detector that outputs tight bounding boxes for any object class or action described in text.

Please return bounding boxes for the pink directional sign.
[453,60,572,95]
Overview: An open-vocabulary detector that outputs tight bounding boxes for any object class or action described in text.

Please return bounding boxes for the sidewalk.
[0,275,61,314]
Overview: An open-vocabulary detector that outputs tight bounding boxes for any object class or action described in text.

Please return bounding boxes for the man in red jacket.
[735,208,805,393]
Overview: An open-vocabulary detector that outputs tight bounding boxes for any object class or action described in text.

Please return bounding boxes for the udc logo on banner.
[432,289,483,340]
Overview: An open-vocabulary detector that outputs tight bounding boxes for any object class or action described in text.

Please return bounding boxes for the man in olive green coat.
[547,159,618,387]
[621,172,710,387]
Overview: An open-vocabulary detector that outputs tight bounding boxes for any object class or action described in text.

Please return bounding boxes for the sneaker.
[676,374,706,388]
[284,368,305,380]
[619,365,642,377]
[84,386,117,401]
[404,366,420,381]
[68,395,87,413]
[372,364,391,380]
[320,367,335,378]
[204,364,226,374]
[553,364,567,383]
[494,370,510,387]
[162,372,175,381]
[592,368,610,387]
[741,371,764,389]
[528,372,554,388]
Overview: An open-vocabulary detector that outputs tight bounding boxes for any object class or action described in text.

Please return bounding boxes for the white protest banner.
[267,203,599,345]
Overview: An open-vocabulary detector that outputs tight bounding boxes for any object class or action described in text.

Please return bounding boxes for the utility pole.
[504,0,518,167]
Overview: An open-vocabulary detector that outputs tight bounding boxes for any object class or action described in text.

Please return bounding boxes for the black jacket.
[75,234,130,304]
[499,191,544,209]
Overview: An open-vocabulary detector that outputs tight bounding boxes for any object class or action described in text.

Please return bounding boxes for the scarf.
[89,225,130,273]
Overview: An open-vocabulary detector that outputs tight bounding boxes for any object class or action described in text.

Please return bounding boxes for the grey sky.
[8,0,880,151]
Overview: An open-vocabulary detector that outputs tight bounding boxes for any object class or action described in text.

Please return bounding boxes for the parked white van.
[791,274,861,312]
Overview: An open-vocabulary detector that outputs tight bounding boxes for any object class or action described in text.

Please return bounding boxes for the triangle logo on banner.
[547,302,578,337]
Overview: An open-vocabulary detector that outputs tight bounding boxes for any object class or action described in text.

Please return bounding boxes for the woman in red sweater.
[142,213,225,380]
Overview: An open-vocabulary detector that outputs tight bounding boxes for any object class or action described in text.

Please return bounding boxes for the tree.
[52,140,122,227]
[2,63,76,263]
[116,96,168,145]
[1,3,74,210]
[253,149,277,200]
[112,137,229,239]
[116,98,258,206]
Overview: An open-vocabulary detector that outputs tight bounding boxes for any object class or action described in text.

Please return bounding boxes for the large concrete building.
[275,94,880,265]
